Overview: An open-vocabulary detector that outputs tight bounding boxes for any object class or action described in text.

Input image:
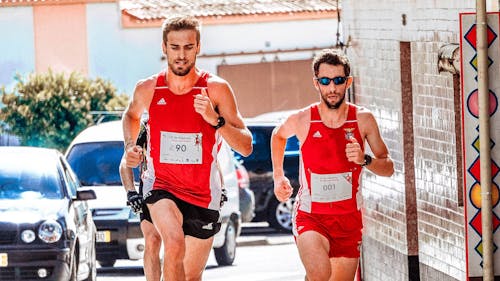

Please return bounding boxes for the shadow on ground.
[98,266,144,276]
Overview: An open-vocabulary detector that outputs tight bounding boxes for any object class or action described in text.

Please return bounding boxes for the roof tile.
[120,0,338,21]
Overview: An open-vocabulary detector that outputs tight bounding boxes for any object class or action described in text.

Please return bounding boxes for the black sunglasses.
[316,76,348,86]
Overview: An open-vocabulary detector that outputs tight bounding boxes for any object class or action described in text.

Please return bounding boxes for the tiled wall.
[342,1,477,280]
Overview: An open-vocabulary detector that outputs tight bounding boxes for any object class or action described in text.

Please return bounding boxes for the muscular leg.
[148,200,185,281]
[183,236,214,281]
[329,257,359,281]
[140,220,162,281]
[296,231,331,281]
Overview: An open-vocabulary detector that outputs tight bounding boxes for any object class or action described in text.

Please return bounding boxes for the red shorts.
[293,210,363,258]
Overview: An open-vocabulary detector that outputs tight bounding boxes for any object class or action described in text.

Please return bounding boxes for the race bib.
[159,132,203,164]
[310,172,352,203]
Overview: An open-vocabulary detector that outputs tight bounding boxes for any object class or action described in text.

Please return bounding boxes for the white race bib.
[310,172,352,203]
[159,132,203,164]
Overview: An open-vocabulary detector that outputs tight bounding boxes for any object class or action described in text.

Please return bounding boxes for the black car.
[236,111,300,232]
[0,146,97,281]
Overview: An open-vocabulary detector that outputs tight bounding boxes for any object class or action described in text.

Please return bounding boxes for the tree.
[0,70,129,151]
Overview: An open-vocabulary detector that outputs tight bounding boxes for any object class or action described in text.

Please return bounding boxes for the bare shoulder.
[279,106,310,141]
[354,104,379,138]
[205,73,237,112]
[134,74,157,97]
[355,104,376,122]
[287,106,310,126]
[125,74,157,118]
[206,73,231,94]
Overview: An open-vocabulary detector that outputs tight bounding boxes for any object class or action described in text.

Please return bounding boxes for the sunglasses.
[316,76,348,86]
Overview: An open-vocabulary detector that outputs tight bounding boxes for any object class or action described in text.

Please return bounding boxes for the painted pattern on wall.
[460,12,500,278]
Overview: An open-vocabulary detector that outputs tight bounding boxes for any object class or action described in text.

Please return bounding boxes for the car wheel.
[214,219,237,266]
[98,259,116,268]
[268,197,295,232]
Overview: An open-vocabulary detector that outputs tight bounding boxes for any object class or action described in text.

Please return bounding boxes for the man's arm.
[122,76,155,168]
[119,158,143,214]
[358,109,394,177]
[271,112,303,202]
[194,77,253,156]
[119,158,137,193]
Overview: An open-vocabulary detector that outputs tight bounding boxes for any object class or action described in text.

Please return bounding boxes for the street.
[96,223,306,281]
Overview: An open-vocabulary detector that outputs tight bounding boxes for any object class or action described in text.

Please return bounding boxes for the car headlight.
[21,230,36,243]
[38,220,63,243]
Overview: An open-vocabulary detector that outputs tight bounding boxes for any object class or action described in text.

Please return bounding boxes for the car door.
[60,157,94,246]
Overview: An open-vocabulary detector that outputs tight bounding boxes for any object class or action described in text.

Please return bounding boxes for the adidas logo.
[143,191,152,200]
[202,223,213,230]
[313,131,322,138]
[157,98,167,105]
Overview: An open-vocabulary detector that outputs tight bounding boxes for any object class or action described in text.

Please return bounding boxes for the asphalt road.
[97,222,306,281]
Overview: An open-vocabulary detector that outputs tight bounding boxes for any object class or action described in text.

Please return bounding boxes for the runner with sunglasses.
[271,48,394,281]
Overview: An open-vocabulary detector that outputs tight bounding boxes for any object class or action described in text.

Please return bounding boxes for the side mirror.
[76,189,97,201]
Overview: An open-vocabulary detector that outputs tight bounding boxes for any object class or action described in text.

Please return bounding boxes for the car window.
[64,168,78,197]
[285,136,300,155]
[0,153,63,200]
[60,157,80,197]
[234,126,300,160]
[66,141,140,186]
[247,128,272,161]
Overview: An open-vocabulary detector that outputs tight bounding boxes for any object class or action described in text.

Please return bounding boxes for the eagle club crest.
[344,127,355,140]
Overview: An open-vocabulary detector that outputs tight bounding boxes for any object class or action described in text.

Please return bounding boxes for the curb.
[236,235,294,247]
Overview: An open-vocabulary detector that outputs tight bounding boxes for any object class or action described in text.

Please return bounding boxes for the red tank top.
[142,70,222,210]
[296,103,364,214]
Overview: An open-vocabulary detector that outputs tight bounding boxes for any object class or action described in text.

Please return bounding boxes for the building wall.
[217,59,318,117]
[0,7,35,90]
[34,4,88,74]
[0,2,338,97]
[87,3,338,96]
[341,1,486,280]
[86,3,162,96]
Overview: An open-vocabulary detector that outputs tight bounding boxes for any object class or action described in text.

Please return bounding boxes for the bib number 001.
[322,184,336,191]
[311,172,352,203]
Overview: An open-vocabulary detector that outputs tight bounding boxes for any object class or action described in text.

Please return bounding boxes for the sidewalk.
[237,233,294,247]
[237,222,294,247]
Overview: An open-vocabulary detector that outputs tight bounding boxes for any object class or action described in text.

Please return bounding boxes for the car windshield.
[0,152,63,200]
[66,141,140,186]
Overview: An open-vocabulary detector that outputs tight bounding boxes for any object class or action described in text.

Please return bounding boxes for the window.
[67,142,140,186]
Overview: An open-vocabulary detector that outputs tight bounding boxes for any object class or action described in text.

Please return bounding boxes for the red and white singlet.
[295,103,364,215]
[141,70,223,210]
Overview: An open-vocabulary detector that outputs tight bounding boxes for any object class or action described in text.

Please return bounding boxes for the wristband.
[361,154,372,167]
[212,116,225,129]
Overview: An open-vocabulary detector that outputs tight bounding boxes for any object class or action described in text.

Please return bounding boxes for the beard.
[168,59,196,77]
[321,89,346,109]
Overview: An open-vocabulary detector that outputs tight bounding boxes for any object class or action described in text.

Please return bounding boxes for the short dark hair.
[312,49,351,77]
[162,16,201,45]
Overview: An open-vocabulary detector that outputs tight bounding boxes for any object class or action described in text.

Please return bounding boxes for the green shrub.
[0,70,129,151]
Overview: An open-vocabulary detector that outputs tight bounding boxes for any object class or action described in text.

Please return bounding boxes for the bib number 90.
[176,144,187,152]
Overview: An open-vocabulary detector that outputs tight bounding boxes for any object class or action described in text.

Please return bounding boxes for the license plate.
[96,231,111,243]
[0,253,7,267]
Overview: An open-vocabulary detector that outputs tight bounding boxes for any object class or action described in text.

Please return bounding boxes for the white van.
[65,120,241,267]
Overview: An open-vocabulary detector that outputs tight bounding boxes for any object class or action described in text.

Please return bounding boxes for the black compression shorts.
[143,189,221,239]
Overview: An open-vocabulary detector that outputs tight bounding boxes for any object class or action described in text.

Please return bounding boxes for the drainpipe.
[476,0,494,280]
